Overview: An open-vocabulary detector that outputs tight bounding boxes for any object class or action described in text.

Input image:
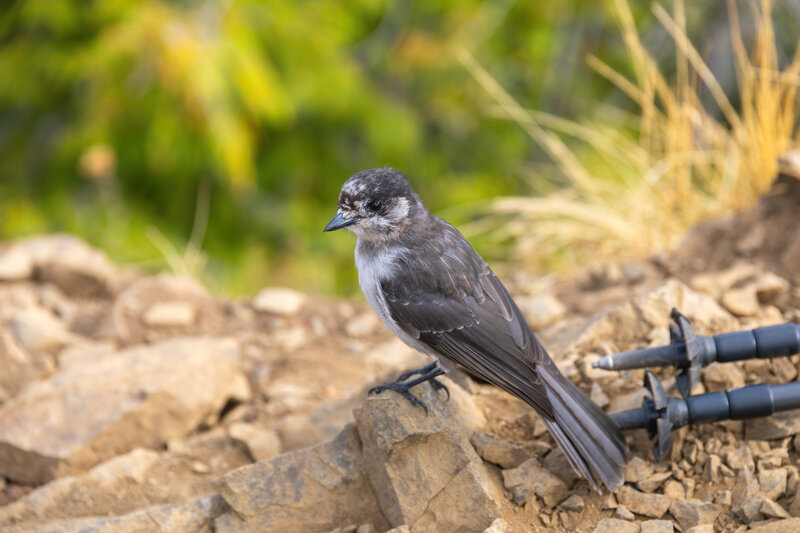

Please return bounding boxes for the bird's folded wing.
[380,243,554,419]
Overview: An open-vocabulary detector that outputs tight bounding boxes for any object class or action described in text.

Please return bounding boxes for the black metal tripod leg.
[369,366,448,413]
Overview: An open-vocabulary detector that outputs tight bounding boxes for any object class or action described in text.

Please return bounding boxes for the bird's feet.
[369,362,448,414]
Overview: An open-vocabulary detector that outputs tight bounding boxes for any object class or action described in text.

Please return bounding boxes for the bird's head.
[324,168,424,242]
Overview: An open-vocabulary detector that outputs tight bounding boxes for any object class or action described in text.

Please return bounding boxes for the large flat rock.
[213,424,388,533]
[0,428,251,527]
[0,337,250,484]
[2,493,227,533]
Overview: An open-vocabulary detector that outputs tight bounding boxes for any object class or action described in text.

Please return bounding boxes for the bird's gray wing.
[381,224,554,419]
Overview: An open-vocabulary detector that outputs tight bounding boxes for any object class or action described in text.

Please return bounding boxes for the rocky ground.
[1,166,799,532]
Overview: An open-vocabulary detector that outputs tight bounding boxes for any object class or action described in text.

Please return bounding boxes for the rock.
[470,431,529,469]
[732,467,760,508]
[685,526,713,533]
[689,263,756,299]
[721,286,760,316]
[0,330,57,401]
[344,313,379,337]
[744,359,772,381]
[58,341,115,370]
[758,468,787,500]
[615,505,635,520]
[517,294,567,330]
[0,430,250,526]
[354,383,501,529]
[623,456,654,483]
[662,480,685,499]
[714,490,732,505]
[599,493,617,510]
[227,423,281,462]
[263,380,316,412]
[214,425,388,533]
[748,440,771,458]
[22,492,227,533]
[308,395,369,450]
[640,520,674,533]
[736,498,764,524]
[758,450,787,470]
[668,499,722,531]
[112,275,215,343]
[502,458,568,508]
[616,485,671,518]
[559,494,584,513]
[590,382,609,408]
[252,287,306,316]
[701,362,744,391]
[760,498,791,518]
[637,472,671,493]
[0,337,249,484]
[746,408,800,440]
[542,448,580,488]
[0,244,33,280]
[0,448,157,524]
[274,413,324,452]
[15,235,117,298]
[790,483,800,516]
[771,357,798,382]
[482,518,509,533]
[703,454,722,483]
[746,517,800,533]
[591,518,640,533]
[683,439,699,465]
[724,445,754,471]
[415,460,504,532]
[9,307,81,353]
[755,272,791,304]
[142,302,197,327]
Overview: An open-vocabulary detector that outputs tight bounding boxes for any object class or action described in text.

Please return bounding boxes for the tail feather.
[540,365,628,492]
[543,418,594,483]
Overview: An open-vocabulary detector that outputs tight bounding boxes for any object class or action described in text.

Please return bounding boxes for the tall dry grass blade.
[652,3,743,131]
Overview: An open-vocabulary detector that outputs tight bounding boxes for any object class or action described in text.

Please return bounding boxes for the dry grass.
[459,0,800,271]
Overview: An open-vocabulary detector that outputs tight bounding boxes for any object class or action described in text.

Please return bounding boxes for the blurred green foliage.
[1,1,797,295]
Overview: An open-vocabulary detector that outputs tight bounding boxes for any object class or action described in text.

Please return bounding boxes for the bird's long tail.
[539,364,628,492]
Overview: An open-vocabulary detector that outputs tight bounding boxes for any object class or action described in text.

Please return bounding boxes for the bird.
[324,167,628,492]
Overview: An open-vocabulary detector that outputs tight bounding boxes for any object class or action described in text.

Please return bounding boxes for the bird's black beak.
[323,211,359,232]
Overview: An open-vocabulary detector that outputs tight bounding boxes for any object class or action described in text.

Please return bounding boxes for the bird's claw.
[429,377,450,400]
[369,381,430,414]
[368,363,448,414]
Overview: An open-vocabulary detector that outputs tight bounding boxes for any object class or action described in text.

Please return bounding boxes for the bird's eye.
[367,200,382,212]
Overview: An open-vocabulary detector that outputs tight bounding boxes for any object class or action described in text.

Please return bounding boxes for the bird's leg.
[393,362,450,397]
[395,361,438,381]
[369,363,449,413]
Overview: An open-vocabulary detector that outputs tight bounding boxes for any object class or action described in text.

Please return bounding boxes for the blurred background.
[1,0,798,297]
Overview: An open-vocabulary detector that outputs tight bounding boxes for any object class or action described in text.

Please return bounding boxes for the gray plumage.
[325,167,628,492]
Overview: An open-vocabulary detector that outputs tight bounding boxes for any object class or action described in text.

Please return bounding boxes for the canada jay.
[324,167,628,492]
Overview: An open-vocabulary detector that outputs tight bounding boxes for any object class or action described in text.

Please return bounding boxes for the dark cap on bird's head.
[323,168,425,241]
